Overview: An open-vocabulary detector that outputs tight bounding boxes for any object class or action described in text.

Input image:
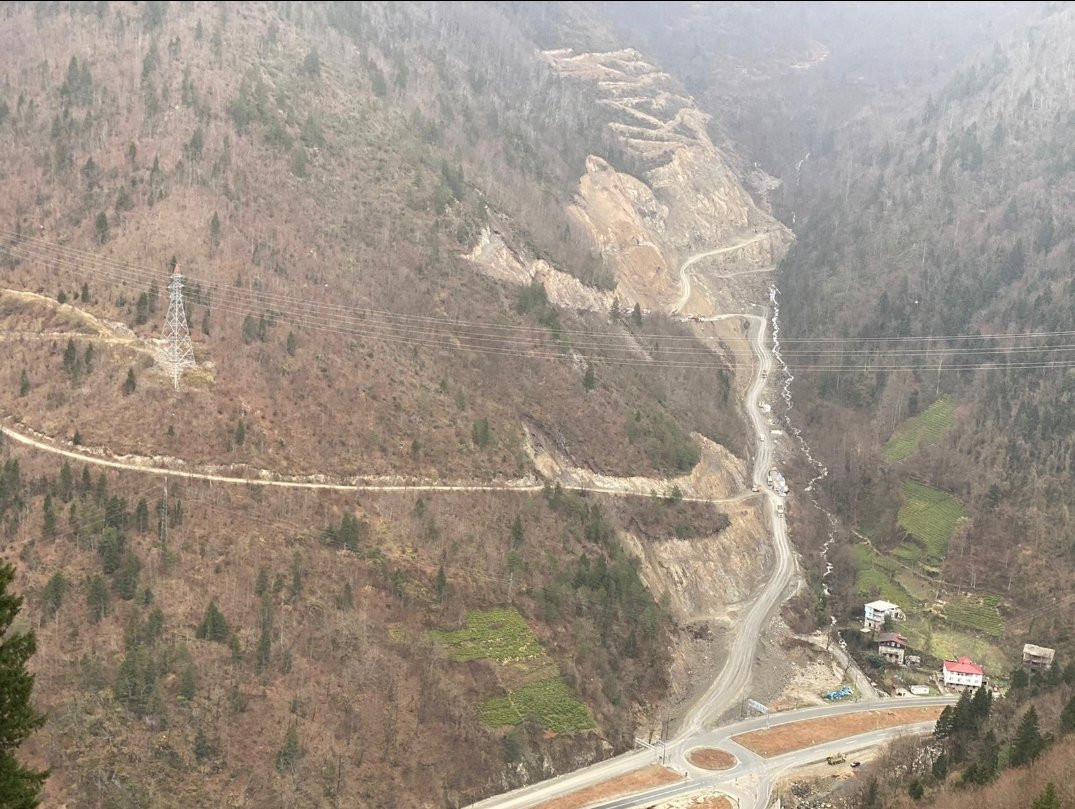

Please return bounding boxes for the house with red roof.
[942,656,984,689]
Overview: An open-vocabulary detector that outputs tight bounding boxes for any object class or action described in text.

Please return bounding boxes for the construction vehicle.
[826,753,846,765]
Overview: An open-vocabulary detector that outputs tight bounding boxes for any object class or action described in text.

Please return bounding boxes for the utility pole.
[161,266,196,389]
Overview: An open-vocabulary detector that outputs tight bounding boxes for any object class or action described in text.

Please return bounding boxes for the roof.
[865,600,900,612]
[1023,643,1055,659]
[943,656,984,676]
[878,632,907,646]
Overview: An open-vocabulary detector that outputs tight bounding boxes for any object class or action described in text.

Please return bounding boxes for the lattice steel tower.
[161,267,196,389]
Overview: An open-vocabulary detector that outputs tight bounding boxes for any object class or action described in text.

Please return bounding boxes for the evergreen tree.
[275,724,301,772]
[179,663,196,701]
[434,566,446,601]
[931,751,948,780]
[114,551,141,601]
[631,302,643,327]
[135,292,149,325]
[196,600,231,643]
[98,527,125,575]
[41,494,55,539]
[134,499,149,532]
[18,369,29,397]
[0,563,47,806]
[1009,706,1044,767]
[123,367,136,395]
[285,330,297,356]
[256,624,271,673]
[583,364,595,391]
[1060,693,1075,733]
[193,727,216,762]
[952,688,975,734]
[969,684,993,725]
[960,730,999,786]
[933,705,954,738]
[113,645,156,717]
[62,340,78,377]
[94,211,109,244]
[41,573,67,621]
[59,463,73,502]
[1031,783,1060,809]
[86,575,110,623]
[510,515,524,548]
[254,566,269,597]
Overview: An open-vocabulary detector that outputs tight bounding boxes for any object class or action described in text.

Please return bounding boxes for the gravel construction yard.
[732,707,943,757]
[686,748,737,770]
[533,765,683,809]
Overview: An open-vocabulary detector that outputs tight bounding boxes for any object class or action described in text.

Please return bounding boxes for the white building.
[864,600,905,630]
[942,656,985,689]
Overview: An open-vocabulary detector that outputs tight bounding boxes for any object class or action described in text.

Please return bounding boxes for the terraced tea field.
[940,594,1003,637]
[852,543,916,606]
[432,607,593,733]
[479,676,595,733]
[431,607,544,663]
[884,396,956,461]
[897,481,965,562]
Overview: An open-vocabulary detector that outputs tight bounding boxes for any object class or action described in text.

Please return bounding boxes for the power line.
[6,235,1075,371]
[7,231,1075,346]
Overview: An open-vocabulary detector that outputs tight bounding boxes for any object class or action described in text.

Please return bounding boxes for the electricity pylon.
[161,266,196,389]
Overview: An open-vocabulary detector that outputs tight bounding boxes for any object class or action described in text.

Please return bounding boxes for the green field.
[852,543,916,606]
[931,628,1007,674]
[884,396,956,461]
[941,594,1003,637]
[430,607,544,663]
[897,481,966,561]
[478,676,595,733]
[433,609,594,735]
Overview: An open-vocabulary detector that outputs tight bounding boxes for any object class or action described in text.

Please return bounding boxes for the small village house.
[864,599,905,630]
[1022,643,1055,672]
[877,632,908,665]
[942,656,984,689]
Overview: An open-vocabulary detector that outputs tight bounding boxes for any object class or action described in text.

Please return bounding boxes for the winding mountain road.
[1,239,870,809]
[467,247,808,809]
[0,417,767,508]
[670,233,769,314]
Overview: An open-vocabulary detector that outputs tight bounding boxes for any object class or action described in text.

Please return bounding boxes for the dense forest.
[775,5,1075,628]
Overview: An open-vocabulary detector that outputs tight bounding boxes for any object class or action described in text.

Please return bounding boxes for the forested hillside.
[0,0,747,481]
[0,2,767,806]
[775,5,1075,639]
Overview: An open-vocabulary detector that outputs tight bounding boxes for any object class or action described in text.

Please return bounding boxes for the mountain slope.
[774,5,1075,641]
[0,2,781,807]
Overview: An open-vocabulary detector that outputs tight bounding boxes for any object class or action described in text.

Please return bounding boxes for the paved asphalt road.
[468,259,951,809]
[467,307,944,809]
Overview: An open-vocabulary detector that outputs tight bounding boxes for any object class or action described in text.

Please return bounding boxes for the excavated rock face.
[466,48,791,311]
[546,48,792,307]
